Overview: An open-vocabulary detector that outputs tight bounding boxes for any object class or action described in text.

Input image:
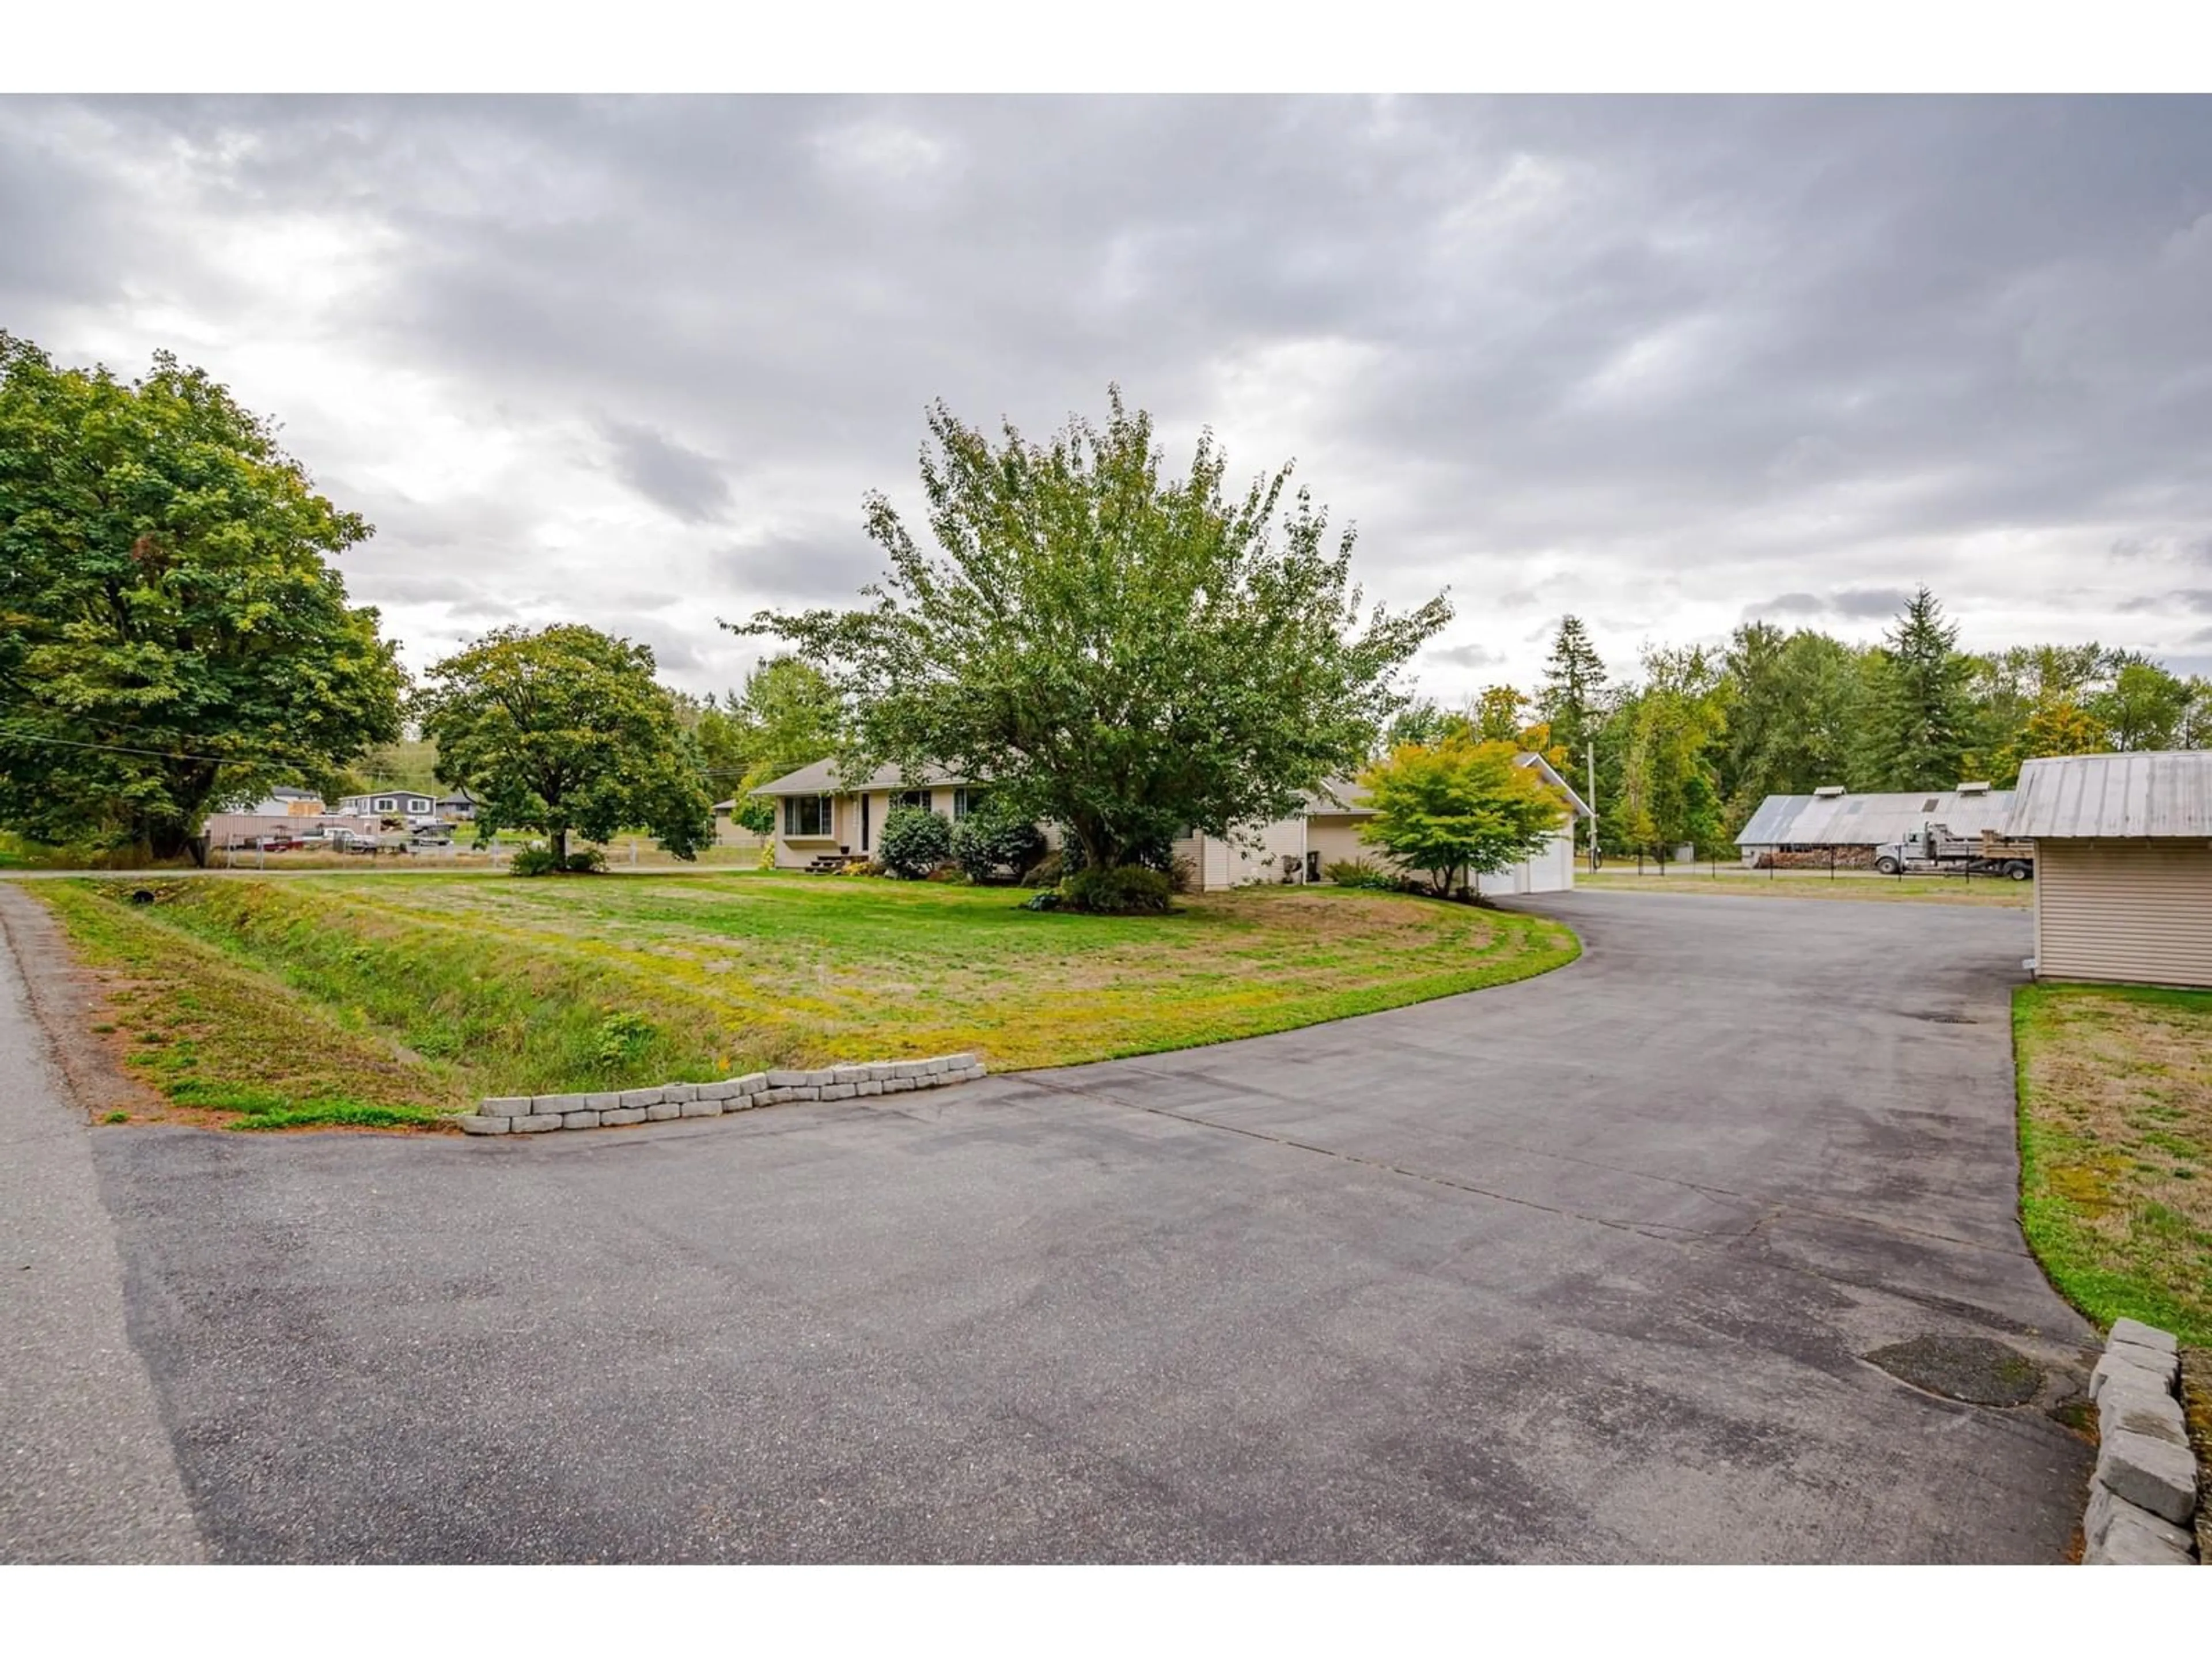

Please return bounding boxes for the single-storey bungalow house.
[435,785,478,822]
[338,789,438,820]
[751,761,995,871]
[1735,782,2014,868]
[2009,751,2212,988]
[751,752,1592,893]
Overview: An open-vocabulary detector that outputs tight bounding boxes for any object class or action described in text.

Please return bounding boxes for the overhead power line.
[0,723,302,766]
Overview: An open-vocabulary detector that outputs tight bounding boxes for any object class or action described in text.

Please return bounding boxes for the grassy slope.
[2015,982,2212,1346]
[31,872,1578,1127]
[33,881,461,1130]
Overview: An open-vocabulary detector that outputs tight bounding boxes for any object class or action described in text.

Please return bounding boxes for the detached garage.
[2010,752,2212,988]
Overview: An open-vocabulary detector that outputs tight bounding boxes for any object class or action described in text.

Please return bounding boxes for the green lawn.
[2015,982,2212,1346]
[32,871,1578,1130]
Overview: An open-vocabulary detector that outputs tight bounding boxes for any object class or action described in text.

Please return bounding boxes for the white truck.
[1872,821,2034,880]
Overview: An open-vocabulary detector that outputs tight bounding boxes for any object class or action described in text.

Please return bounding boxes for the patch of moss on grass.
[2016,982,2212,1347]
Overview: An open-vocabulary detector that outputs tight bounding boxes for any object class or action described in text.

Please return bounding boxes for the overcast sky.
[5,95,2211,697]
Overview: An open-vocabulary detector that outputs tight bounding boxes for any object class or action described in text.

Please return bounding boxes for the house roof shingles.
[751,759,978,797]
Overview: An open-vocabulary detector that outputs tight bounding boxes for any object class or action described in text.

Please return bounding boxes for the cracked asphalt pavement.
[25,888,2094,1561]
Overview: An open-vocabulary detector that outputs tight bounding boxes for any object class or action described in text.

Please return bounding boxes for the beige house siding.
[771,785,995,869]
[2035,838,2212,988]
[1181,813,1579,896]
[1305,815,1369,873]
[1183,817,1313,891]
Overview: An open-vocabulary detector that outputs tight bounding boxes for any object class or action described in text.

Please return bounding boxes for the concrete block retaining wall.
[2082,1317,2200,1565]
[456,1054,988,1135]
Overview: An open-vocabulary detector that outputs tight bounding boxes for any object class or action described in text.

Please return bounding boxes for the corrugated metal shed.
[2008,752,2212,839]
[1736,787,2016,848]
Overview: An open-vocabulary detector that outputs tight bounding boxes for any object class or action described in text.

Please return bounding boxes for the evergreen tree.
[1538,616,1608,840]
[1863,588,1975,790]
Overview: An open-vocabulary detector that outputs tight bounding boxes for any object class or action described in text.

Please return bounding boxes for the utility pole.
[1586,737,1599,874]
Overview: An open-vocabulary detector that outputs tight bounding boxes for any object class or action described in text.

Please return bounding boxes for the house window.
[953,788,988,820]
[893,789,933,812]
[784,794,833,836]
[375,797,396,812]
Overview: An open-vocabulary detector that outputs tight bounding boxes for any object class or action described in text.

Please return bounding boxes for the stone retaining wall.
[456,1054,988,1135]
[2082,1317,2200,1565]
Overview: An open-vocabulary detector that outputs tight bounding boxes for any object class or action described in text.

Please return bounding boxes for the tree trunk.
[552,825,569,865]
[146,820,198,866]
[1071,817,1115,871]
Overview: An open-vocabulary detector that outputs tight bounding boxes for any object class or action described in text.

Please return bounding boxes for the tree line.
[1391,594,2212,861]
[7,330,2186,888]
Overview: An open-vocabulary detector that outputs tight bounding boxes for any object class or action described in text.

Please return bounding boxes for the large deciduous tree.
[1613,646,1726,861]
[1717,623,1871,821]
[2090,656,2194,752]
[2001,697,2111,778]
[696,654,844,833]
[1356,738,1568,897]
[744,388,1449,872]
[413,624,713,865]
[0,334,404,861]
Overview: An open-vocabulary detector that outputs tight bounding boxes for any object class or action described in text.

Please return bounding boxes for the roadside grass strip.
[29,871,1578,1131]
[1583,870,2032,907]
[2016,982,2212,1347]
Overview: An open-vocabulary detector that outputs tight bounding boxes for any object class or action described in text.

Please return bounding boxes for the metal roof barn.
[1736,787,2016,849]
[2007,751,2212,839]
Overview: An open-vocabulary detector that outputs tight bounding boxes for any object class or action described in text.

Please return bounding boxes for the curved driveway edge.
[60,889,2094,1562]
[0,889,205,1563]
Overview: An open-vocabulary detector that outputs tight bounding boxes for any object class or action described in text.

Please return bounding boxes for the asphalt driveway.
[71,890,2092,1561]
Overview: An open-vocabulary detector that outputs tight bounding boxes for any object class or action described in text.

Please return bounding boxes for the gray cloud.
[713,533,887,608]
[3,96,2209,696]
[2120,590,2212,615]
[1748,588,1913,623]
[1427,642,1504,670]
[603,422,733,524]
